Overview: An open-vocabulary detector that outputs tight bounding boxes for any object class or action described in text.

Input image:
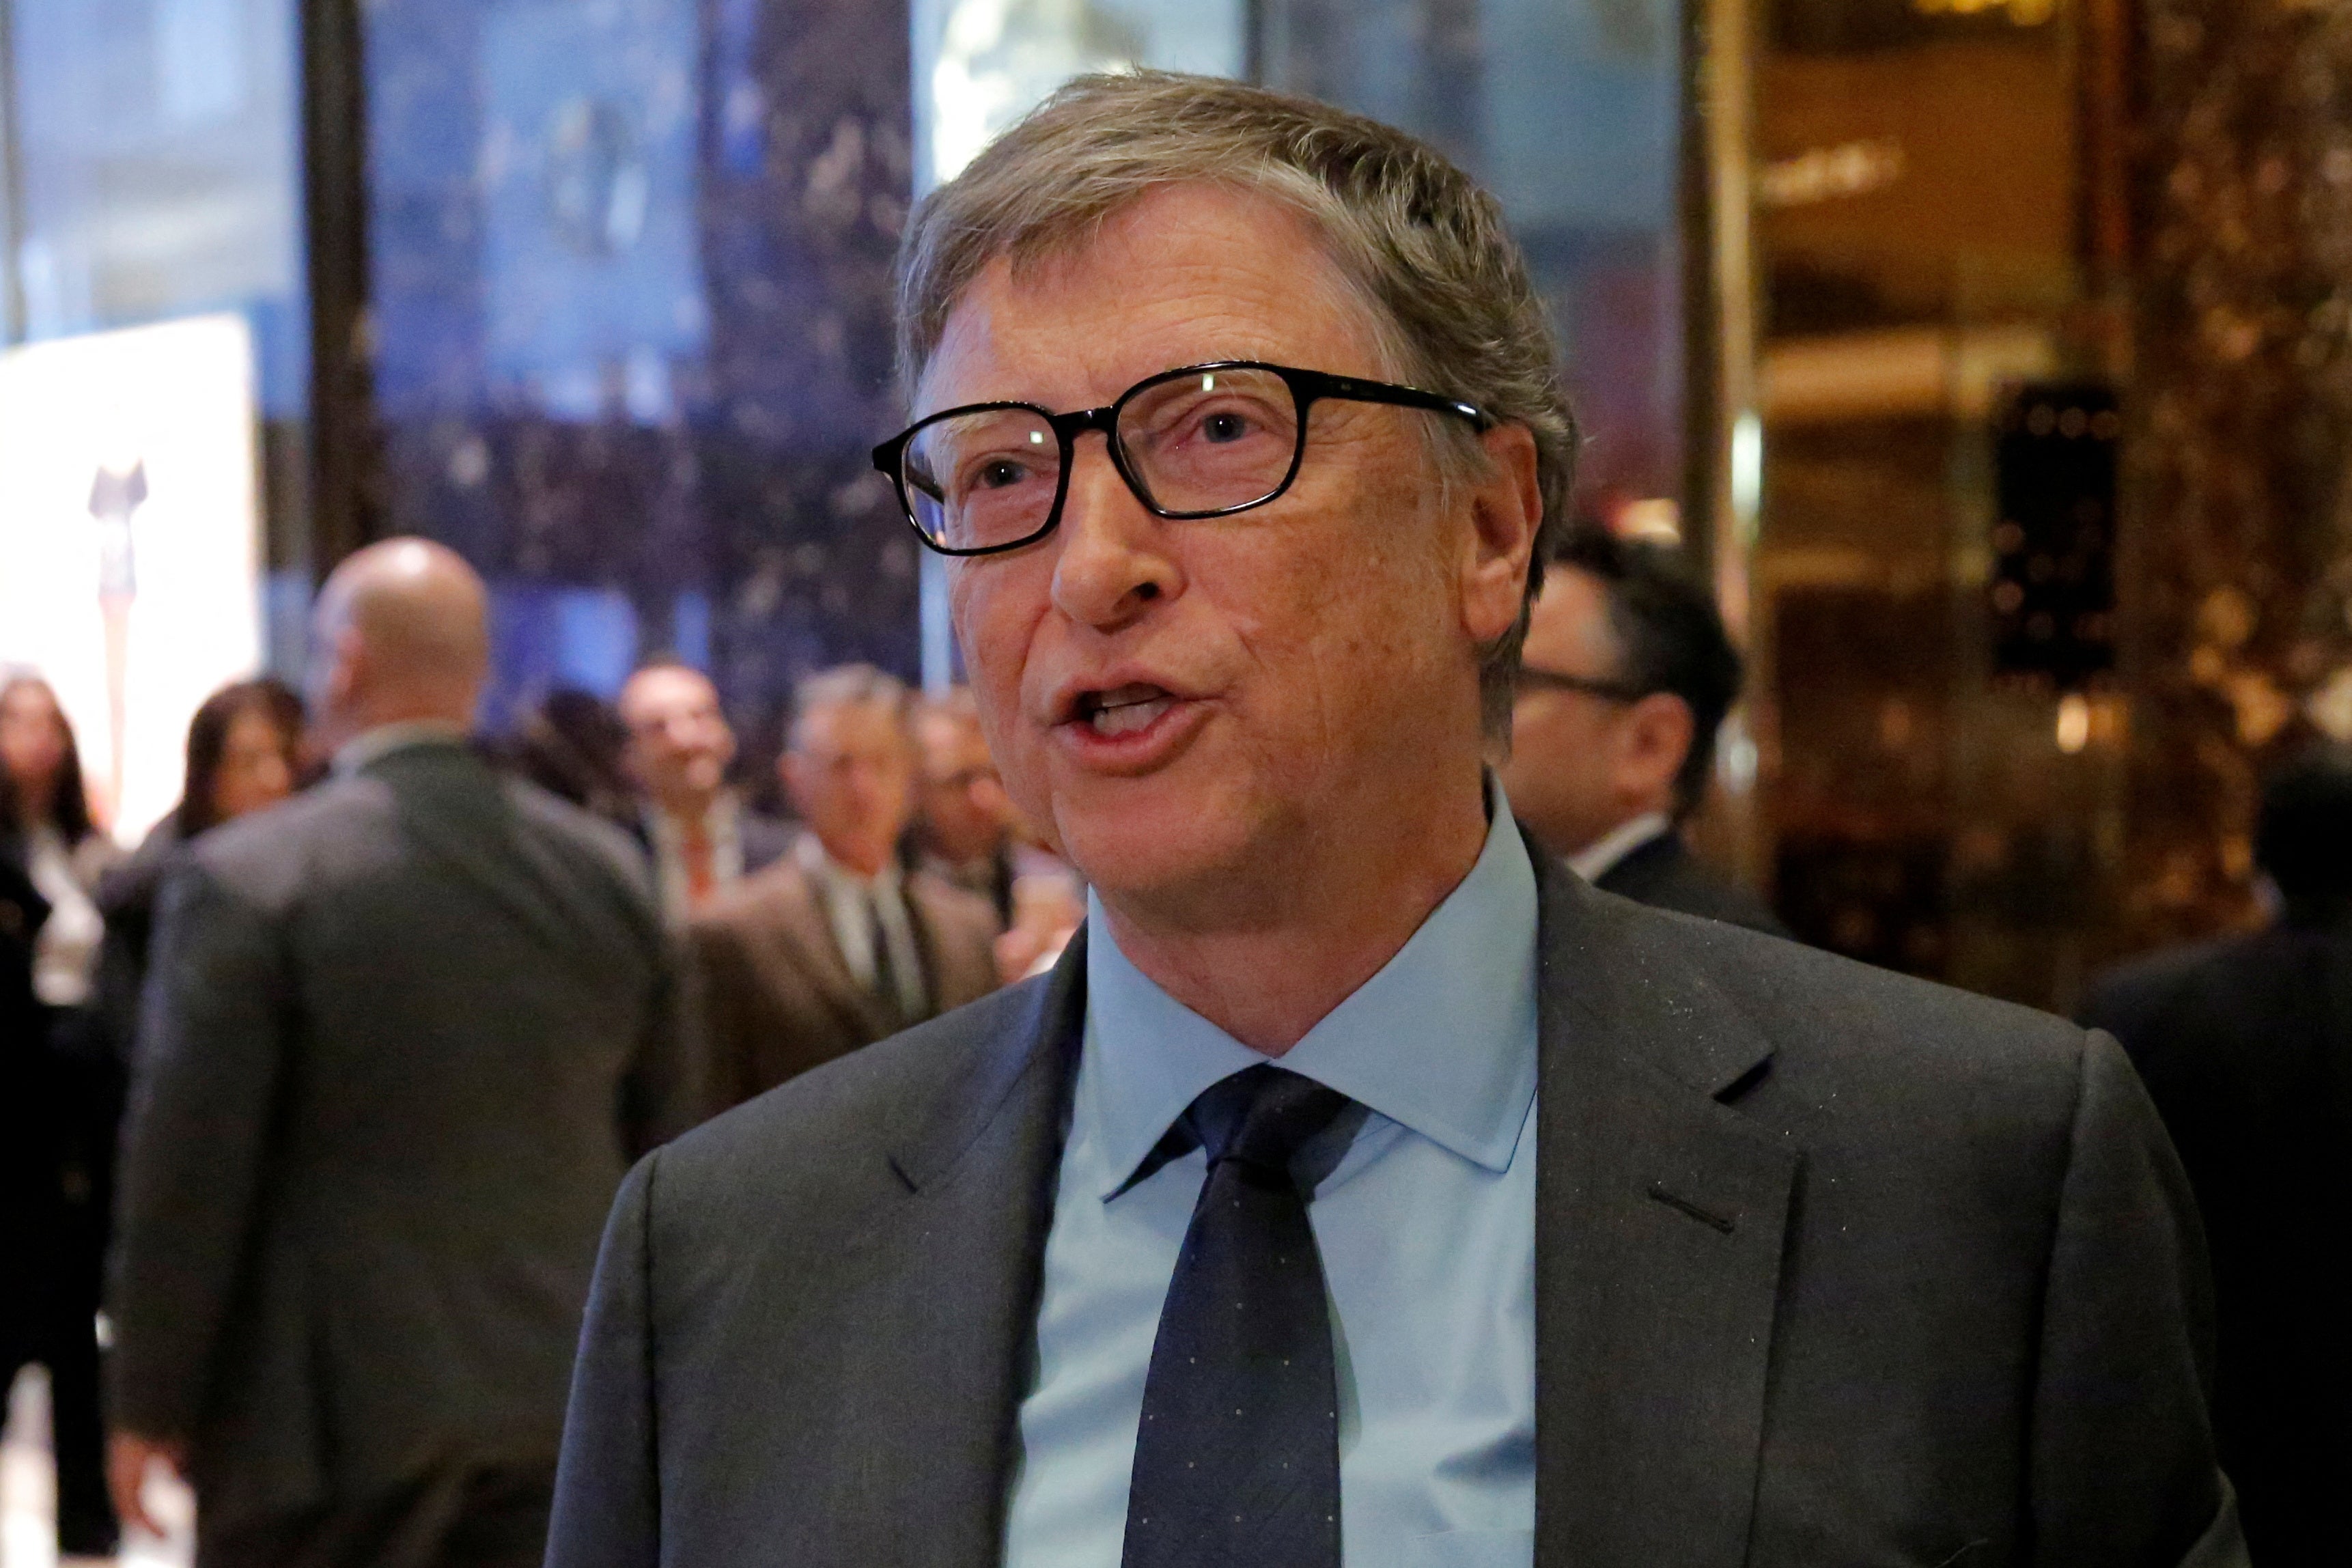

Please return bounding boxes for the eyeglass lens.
[900,367,1303,552]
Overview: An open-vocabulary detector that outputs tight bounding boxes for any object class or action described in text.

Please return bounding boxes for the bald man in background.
[615,661,792,923]
[106,540,697,1568]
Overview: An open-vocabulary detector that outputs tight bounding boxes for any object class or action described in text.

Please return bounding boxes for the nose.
[1049,440,1182,631]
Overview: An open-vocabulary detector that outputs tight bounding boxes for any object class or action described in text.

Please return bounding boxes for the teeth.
[1089,697,1173,737]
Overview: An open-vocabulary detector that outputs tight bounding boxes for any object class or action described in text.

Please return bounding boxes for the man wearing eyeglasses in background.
[547,72,2242,1568]
[1499,528,1789,937]
[909,688,1023,929]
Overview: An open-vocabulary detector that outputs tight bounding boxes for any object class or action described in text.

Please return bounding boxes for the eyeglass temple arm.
[1302,371,1494,430]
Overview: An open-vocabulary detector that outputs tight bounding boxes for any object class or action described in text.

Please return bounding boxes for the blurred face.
[0,682,69,817]
[618,666,736,815]
[211,705,298,824]
[915,710,1014,864]
[927,184,1535,921]
[1499,567,1687,857]
[783,700,916,876]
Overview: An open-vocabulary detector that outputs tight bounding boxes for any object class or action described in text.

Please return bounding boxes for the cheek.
[949,561,1056,796]
[947,561,1036,702]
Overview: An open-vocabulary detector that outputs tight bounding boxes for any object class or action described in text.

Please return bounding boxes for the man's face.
[1498,567,1683,858]
[926,183,1532,920]
[783,700,917,876]
[619,667,736,814]
[914,710,1013,864]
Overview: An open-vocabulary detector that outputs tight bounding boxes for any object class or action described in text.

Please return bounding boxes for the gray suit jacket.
[109,739,698,1537]
[548,828,2244,1567]
[688,849,1003,1113]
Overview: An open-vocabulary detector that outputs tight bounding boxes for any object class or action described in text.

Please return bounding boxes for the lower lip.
[1052,697,1209,774]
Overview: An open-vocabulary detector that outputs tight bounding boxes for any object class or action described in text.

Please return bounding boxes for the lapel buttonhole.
[1646,1182,1737,1235]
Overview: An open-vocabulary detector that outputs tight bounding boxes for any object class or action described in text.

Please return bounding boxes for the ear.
[326,625,367,712]
[778,751,811,816]
[1458,422,1544,649]
[1619,690,1696,804]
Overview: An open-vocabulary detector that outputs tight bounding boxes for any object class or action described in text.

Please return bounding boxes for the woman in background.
[93,676,307,1063]
[0,672,122,1562]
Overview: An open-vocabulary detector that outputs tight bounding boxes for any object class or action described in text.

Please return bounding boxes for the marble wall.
[363,0,916,739]
[2128,0,2352,943]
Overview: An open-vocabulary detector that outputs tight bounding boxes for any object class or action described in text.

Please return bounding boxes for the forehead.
[918,182,1394,415]
[0,683,57,721]
[620,667,718,719]
[798,699,910,753]
[223,704,285,739]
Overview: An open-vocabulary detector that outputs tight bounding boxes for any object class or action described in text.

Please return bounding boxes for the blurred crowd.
[3,529,2349,1564]
[0,539,1084,1565]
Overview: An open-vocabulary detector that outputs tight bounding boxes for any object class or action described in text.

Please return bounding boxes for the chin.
[1049,773,1278,919]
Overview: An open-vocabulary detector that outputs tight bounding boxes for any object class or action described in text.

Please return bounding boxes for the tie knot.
[1184,1065,1351,1179]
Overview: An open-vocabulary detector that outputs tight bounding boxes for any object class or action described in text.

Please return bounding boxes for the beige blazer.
[688,850,1001,1114]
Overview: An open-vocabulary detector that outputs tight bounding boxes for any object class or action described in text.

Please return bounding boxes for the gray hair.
[893,70,1578,739]
[788,663,910,753]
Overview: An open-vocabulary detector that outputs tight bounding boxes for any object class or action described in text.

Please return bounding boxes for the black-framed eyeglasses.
[870,360,1494,557]
[1513,665,1650,703]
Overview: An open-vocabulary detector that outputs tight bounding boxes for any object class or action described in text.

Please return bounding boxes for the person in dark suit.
[548,72,2240,1568]
[0,855,63,1534]
[688,665,1000,1112]
[2080,740,2352,1567]
[1500,529,1788,936]
[92,676,306,1070]
[106,539,698,1568]
[1,672,124,1560]
[615,659,791,922]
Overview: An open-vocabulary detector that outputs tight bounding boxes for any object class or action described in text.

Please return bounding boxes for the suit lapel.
[907,876,993,1013]
[820,936,1085,1566]
[765,859,898,1039]
[1529,833,1796,1568]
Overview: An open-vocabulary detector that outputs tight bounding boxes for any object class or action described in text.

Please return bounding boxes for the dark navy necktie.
[1121,1063,1352,1568]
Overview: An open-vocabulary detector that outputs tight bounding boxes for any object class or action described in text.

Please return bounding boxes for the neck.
[1095,770,1491,1055]
[341,690,473,745]
[820,836,893,878]
[657,789,723,826]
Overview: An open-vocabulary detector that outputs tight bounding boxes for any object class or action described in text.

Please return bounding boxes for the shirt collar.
[1082,774,1540,1198]
[647,791,740,845]
[796,830,902,894]
[331,720,469,777]
[1567,811,1673,884]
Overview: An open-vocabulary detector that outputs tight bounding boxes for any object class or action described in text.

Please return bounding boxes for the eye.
[1201,409,1252,444]
[975,458,1029,490]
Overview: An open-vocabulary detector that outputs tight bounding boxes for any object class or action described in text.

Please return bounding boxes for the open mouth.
[1073,683,1177,738]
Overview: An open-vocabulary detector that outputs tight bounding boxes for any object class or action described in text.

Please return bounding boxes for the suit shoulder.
[2080,938,2239,1031]
[183,777,382,906]
[909,868,1000,934]
[692,854,817,934]
[505,775,655,888]
[1637,900,2090,1091]
[653,973,1052,1196]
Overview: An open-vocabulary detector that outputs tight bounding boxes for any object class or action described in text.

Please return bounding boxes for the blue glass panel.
[3,0,307,416]
[367,0,919,743]
[1261,0,1685,522]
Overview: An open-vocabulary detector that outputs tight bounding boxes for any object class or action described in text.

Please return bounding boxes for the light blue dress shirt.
[1002,789,1540,1568]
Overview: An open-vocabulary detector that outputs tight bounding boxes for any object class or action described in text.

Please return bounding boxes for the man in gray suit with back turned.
[107,539,697,1568]
[549,73,2243,1568]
